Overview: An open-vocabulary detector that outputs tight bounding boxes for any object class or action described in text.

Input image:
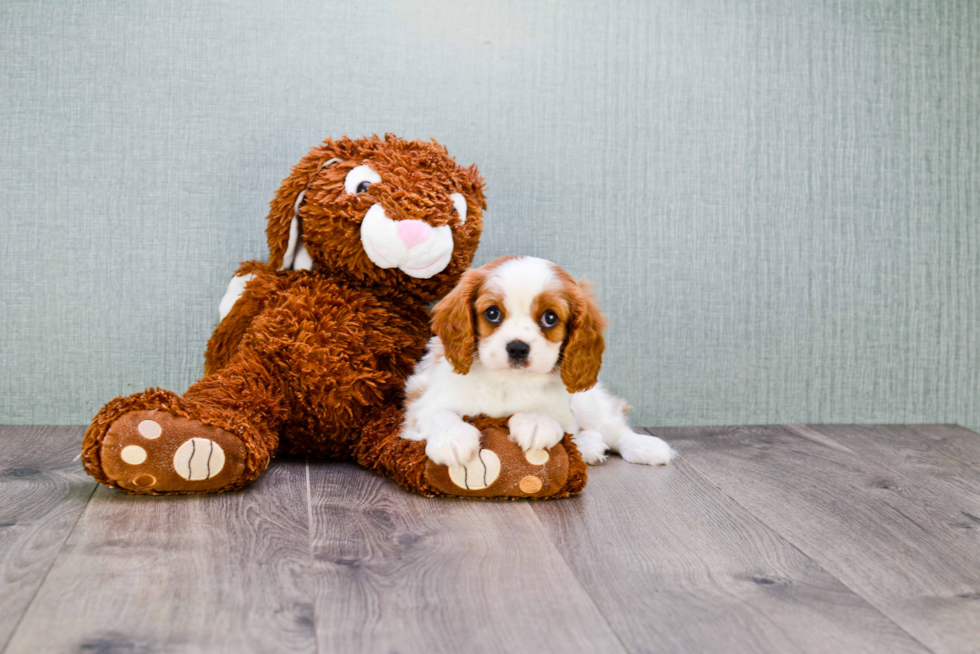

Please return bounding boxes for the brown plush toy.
[82,135,587,499]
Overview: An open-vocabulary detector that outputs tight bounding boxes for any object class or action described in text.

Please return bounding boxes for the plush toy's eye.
[450,193,468,224]
[541,310,559,328]
[344,165,381,195]
[484,306,502,323]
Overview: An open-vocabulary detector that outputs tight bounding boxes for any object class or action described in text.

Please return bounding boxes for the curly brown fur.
[266,134,484,300]
[83,135,484,494]
[82,134,586,499]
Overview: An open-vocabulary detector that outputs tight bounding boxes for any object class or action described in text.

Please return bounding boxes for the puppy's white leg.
[602,413,676,466]
[616,430,675,465]
[508,412,565,452]
[574,429,608,465]
[572,384,676,466]
[414,409,482,468]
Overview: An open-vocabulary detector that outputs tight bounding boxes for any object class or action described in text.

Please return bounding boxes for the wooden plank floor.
[1,425,978,653]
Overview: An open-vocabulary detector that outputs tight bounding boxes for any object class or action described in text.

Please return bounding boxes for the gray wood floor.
[1,425,978,654]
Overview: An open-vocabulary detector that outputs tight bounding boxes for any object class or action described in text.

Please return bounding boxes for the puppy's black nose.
[506,340,530,362]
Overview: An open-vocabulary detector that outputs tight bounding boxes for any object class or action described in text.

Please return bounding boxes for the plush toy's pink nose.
[397,220,432,250]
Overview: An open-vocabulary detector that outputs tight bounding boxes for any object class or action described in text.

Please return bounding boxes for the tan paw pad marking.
[137,420,162,439]
[120,445,147,465]
[448,449,501,490]
[173,438,226,481]
[519,475,543,494]
[132,474,156,488]
[525,449,549,466]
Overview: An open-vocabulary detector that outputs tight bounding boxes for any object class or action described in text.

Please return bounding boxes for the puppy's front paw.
[508,412,565,452]
[574,429,608,465]
[424,421,483,468]
[619,432,675,466]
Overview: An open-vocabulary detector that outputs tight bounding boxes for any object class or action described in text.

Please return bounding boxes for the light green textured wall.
[1,0,978,429]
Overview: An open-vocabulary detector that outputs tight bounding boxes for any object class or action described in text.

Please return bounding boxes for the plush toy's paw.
[98,410,249,493]
[425,424,575,499]
[507,412,565,452]
[574,429,609,465]
[618,431,676,466]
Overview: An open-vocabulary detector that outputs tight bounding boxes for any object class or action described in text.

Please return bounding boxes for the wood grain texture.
[4,458,316,654]
[533,453,927,654]
[0,426,95,651]
[792,424,980,522]
[5,424,979,652]
[669,425,980,654]
[307,461,624,654]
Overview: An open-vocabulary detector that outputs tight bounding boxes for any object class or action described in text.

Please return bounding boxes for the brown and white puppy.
[400,255,675,468]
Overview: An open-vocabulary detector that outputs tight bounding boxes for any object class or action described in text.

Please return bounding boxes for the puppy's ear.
[431,268,484,375]
[560,280,606,393]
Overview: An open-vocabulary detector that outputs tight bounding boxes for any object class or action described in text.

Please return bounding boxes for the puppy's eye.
[484,307,502,323]
[541,310,559,328]
[344,165,381,195]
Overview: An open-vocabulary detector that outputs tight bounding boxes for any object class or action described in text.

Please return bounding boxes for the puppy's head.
[431,256,606,392]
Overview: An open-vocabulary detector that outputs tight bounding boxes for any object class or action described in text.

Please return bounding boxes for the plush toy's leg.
[353,407,588,499]
[82,355,287,495]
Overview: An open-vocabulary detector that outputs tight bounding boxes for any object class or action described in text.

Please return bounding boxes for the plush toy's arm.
[218,273,256,321]
[204,262,272,375]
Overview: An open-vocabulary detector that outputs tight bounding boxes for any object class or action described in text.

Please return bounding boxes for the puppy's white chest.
[473,382,528,411]
[445,368,576,431]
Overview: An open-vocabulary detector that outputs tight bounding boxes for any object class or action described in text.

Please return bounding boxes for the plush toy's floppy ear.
[278,188,314,271]
[560,280,607,393]
[466,164,487,211]
[431,268,485,375]
[267,157,341,271]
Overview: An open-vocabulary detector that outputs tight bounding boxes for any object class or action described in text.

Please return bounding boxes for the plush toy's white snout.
[360,204,454,279]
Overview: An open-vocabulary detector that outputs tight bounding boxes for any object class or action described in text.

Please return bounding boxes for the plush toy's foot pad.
[100,410,248,493]
[425,426,571,499]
